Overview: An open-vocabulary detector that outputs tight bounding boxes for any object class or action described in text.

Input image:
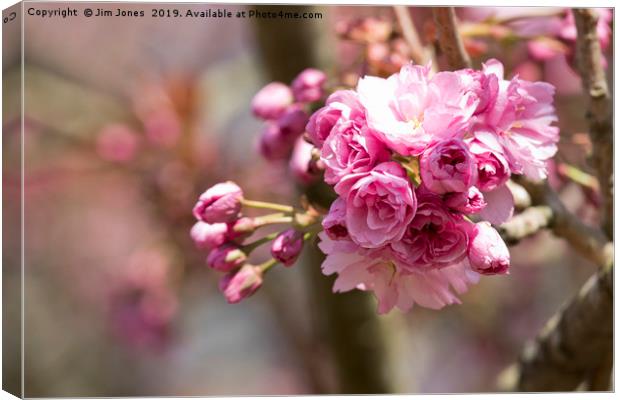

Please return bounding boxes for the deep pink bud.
[271,229,304,267]
[251,82,294,120]
[190,221,227,251]
[193,181,243,223]
[277,105,309,138]
[322,197,349,240]
[207,245,247,272]
[445,187,487,214]
[291,68,327,103]
[258,123,295,160]
[219,264,263,304]
[468,222,510,275]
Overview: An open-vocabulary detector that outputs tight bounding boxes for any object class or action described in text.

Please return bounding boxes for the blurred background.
[2,3,612,396]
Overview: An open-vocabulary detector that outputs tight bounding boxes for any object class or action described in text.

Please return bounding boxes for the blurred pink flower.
[291,68,327,103]
[251,82,294,120]
[96,123,140,163]
[289,137,319,184]
[271,229,304,267]
[142,107,182,148]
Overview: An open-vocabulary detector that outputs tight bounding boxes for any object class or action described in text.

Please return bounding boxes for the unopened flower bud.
[277,105,309,138]
[468,222,510,275]
[291,68,327,103]
[227,217,256,243]
[271,229,304,267]
[207,245,247,272]
[322,197,349,240]
[289,137,319,184]
[445,187,487,214]
[251,82,294,120]
[190,221,227,251]
[258,123,295,161]
[218,264,263,304]
[193,181,243,223]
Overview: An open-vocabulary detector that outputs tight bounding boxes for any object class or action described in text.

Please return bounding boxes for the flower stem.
[241,199,294,213]
[242,232,279,254]
[254,213,294,226]
[258,258,279,273]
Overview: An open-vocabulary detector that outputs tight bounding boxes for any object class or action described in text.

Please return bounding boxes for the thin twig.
[432,7,471,70]
[572,9,613,239]
[393,6,426,65]
[498,262,613,391]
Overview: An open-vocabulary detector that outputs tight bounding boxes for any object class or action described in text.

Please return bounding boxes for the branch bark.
[498,262,613,391]
[393,6,427,65]
[572,9,613,239]
[432,7,471,70]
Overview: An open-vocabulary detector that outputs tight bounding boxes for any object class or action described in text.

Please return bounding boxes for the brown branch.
[572,9,613,239]
[432,7,471,70]
[515,178,612,268]
[498,262,613,391]
[393,6,427,65]
[499,205,552,245]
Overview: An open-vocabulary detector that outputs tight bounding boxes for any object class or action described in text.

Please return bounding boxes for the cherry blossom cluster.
[193,58,559,313]
[301,59,559,313]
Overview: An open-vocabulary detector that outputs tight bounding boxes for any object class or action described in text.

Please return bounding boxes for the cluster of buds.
[252,68,327,164]
[190,181,320,303]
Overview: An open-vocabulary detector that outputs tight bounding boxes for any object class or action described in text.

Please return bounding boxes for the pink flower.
[289,137,319,184]
[468,222,510,275]
[278,105,309,138]
[345,162,416,248]
[96,124,140,163]
[193,181,243,223]
[455,68,499,115]
[207,245,247,272]
[219,264,263,304]
[322,197,349,240]
[318,233,479,313]
[468,138,510,192]
[251,82,294,120]
[258,122,296,160]
[445,187,487,214]
[190,221,227,251]
[477,59,559,180]
[419,139,477,194]
[321,119,391,194]
[357,63,478,156]
[291,68,327,103]
[391,189,470,271]
[143,108,182,148]
[306,90,365,147]
[271,229,304,267]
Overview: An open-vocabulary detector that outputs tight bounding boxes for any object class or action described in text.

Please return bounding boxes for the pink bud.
[258,123,294,160]
[251,82,294,120]
[322,197,349,240]
[193,181,243,223]
[143,108,182,148]
[420,139,477,194]
[219,264,263,304]
[190,221,227,251]
[445,187,487,214]
[227,217,256,243]
[271,229,304,267]
[289,137,319,184]
[468,222,510,275]
[207,245,247,272]
[291,68,327,103]
[277,105,309,138]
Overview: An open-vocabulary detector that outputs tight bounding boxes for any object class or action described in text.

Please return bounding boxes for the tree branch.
[498,262,613,391]
[432,7,471,70]
[393,6,427,65]
[499,205,552,245]
[572,9,613,239]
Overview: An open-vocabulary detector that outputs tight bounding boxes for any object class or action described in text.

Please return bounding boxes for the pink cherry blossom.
[321,119,391,194]
[445,187,487,214]
[193,181,243,223]
[322,197,349,240]
[468,222,510,275]
[357,63,479,156]
[306,90,365,147]
[468,138,510,192]
[251,82,294,120]
[258,122,296,160]
[391,189,471,271]
[345,162,416,248]
[419,138,477,194]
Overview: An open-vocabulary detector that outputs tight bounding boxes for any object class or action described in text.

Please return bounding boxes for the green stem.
[258,258,279,273]
[254,213,294,226]
[241,199,294,213]
[242,232,279,254]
